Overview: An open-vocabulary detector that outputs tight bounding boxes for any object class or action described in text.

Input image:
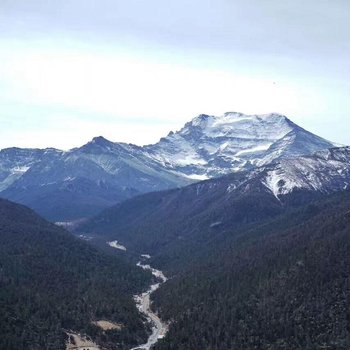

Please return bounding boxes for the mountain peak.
[223,111,245,117]
[179,112,293,141]
[146,111,336,177]
[189,112,290,128]
[91,136,113,145]
[0,110,341,222]
[188,114,213,127]
[77,136,116,154]
[222,111,283,117]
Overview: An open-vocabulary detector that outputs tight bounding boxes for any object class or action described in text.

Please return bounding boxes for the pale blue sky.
[0,0,349,149]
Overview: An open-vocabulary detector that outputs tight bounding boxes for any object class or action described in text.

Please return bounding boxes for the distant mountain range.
[144,112,336,177]
[0,112,338,220]
[0,139,190,221]
[78,146,350,270]
[2,112,350,350]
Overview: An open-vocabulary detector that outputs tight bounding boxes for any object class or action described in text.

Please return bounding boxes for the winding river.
[107,242,168,349]
[130,260,168,350]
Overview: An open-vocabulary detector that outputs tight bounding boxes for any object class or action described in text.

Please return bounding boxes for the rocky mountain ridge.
[0,112,338,220]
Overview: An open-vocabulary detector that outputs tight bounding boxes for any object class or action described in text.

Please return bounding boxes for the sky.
[0,0,349,149]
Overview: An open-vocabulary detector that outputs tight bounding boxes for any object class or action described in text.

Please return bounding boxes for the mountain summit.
[145,112,336,178]
[0,112,338,220]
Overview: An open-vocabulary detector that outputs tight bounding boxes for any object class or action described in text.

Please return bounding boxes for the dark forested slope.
[0,198,151,350]
[152,191,350,350]
[78,147,350,274]
[77,170,325,274]
[75,149,350,349]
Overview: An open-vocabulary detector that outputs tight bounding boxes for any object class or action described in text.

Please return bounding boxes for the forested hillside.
[78,169,326,274]
[76,153,350,349]
[0,199,152,350]
[152,191,350,349]
[78,147,350,274]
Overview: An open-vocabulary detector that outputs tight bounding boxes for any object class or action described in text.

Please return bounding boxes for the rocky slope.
[0,113,337,220]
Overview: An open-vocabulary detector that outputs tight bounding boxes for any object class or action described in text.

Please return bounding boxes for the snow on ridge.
[263,168,301,198]
[173,154,208,166]
[197,112,292,140]
[235,144,272,156]
[185,174,210,181]
[262,150,350,198]
[0,112,340,198]
[226,183,237,193]
[64,176,76,182]
[11,166,30,173]
[147,112,297,172]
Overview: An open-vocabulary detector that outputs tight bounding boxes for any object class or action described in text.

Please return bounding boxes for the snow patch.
[108,240,127,251]
[11,166,30,173]
[210,221,222,228]
[235,143,272,156]
[185,173,209,180]
[227,183,237,193]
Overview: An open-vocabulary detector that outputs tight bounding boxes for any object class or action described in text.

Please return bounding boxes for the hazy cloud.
[0,0,349,148]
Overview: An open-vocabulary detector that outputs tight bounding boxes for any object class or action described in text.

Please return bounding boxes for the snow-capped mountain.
[224,146,350,198]
[0,112,340,220]
[78,146,350,257]
[0,148,62,191]
[145,112,336,178]
[0,136,191,220]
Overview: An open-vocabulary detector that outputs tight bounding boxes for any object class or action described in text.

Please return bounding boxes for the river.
[130,259,168,350]
[107,241,168,350]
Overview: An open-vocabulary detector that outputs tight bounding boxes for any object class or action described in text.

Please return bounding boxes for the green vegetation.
[78,172,325,276]
[78,174,289,271]
[78,169,350,349]
[0,198,152,350]
[9,161,350,350]
[153,191,350,349]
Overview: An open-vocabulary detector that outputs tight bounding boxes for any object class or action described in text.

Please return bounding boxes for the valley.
[130,261,168,350]
[1,113,350,349]
[2,1,350,348]
[108,243,168,350]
